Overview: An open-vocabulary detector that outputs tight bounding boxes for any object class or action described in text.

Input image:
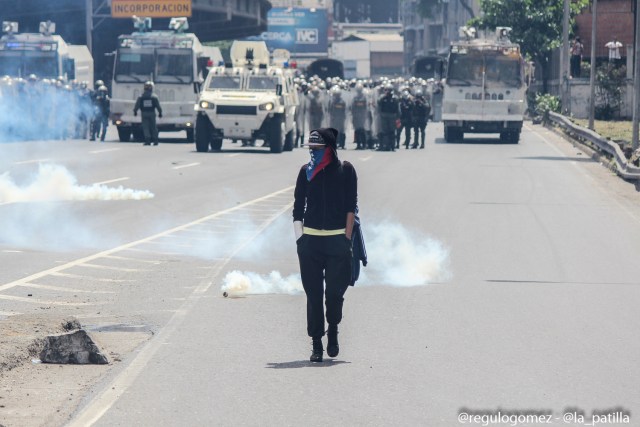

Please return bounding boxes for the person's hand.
[158,113,163,118]
[133,111,137,116]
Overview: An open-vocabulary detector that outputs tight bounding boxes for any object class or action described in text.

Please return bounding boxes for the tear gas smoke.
[220,221,451,296]
[0,164,154,251]
[0,163,154,203]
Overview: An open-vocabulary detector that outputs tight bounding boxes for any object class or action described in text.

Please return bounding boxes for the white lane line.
[121,247,181,256]
[0,294,98,306]
[93,177,130,186]
[77,263,150,273]
[2,250,23,253]
[360,155,373,162]
[0,311,20,316]
[226,153,240,158]
[50,272,134,283]
[67,200,293,427]
[172,162,200,170]
[0,186,294,294]
[103,255,164,265]
[90,148,121,154]
[17,283,116,294]
[14,158,51,165]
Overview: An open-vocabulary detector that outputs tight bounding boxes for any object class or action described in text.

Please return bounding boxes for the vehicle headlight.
[259,102,274,111]
[199,100,214,109]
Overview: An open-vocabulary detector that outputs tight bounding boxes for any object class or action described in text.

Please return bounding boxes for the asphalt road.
[1,123,639,427]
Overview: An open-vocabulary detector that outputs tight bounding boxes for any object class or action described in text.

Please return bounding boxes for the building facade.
[399,0,480,73]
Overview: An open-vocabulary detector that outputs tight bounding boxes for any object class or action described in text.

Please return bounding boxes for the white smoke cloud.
[219,221,451,296]
[0,163,154,203]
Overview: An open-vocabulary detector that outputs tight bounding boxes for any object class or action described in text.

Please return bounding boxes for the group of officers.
[0,75,111,142]
[294,75,437,152]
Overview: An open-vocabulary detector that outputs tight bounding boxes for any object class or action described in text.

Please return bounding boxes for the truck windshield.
[207,75,242,90]
[447,52,521,88]
[0,51,57,78]
[156,49,193,84]
[247,76,279,91]
[115,48,154,83]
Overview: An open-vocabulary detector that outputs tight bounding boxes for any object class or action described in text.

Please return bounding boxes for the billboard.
[250,8,329,55]
[112,0,192,18]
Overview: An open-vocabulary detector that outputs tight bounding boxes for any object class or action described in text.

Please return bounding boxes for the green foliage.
[469,0,588,68]
[595,63,627,120]
[534,93,561,119]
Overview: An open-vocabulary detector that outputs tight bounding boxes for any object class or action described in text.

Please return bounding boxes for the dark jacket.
[350,211,368,286]
[293,159,357,230]
[134,91,162,116]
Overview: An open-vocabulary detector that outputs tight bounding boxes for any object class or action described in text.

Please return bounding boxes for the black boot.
[310,337,323,362]
[327,324,339,357]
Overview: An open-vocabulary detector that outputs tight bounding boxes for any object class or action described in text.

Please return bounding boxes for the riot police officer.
[397,90,414,149]
[350,83,368,150]
[412,90,431,149]
[91,85,110,142]
[133,81,163,146]
[307,86,324,131]
[327,86,347,149]
[294,81,307,147]
[377,83,399,152]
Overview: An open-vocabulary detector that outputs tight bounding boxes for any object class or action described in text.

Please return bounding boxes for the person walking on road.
[293,128,358,362]
[134,81,163,145]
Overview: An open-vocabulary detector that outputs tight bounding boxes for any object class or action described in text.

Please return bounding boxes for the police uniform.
[91,87,110,142]
[377,90,399,151]
[397,95,414,149]
[350,92,368,150]
[307,91,324,131]
[412,95,431,149]
[134,85,163,145]
[328,91,347,149]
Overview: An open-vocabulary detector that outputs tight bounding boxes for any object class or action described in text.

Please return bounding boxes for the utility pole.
[86,0,93,53]
[633,0,640,149]
[561,0,570,114]
[588,0,598,130]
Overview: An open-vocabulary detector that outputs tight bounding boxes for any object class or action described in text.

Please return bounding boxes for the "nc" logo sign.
[296,28,318,44]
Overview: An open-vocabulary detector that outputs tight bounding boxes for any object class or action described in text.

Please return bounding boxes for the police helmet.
[98,85,108,93]
[95,80,104,88]
[414,89,424,99]
[27,74,38,82]
[383,83,394,93]
[144,81,154,91]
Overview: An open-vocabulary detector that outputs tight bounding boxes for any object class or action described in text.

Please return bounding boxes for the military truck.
[194,40,299,153]
[442,27,527,143]
[109,17,222,143]
[0,21,93,83]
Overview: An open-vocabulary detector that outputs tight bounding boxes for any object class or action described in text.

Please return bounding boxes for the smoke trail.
[221,270,303,296]
[219,221,451,296]
[0,163,154,203]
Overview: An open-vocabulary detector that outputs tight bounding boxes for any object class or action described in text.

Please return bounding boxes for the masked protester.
[133,81,163,145]
[293,128,358,362]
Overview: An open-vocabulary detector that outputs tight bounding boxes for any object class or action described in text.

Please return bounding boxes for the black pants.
[297,234,352,338]
[414,122,426,147]
[570,55,581,78]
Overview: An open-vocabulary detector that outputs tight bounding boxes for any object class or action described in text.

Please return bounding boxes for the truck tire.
[195,114,212,153]
[283,129,294,151]
[444,126,462,143]
[117,127,131,142]
[186,128,195,143]
[500,131,520,144]
[211,138,223,151]
[269,119,284,153]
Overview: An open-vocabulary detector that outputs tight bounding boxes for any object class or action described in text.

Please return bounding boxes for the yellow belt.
[303,227,345,236]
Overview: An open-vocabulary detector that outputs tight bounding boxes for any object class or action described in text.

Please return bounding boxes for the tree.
[417,0,475,19]
[468,0,588,92]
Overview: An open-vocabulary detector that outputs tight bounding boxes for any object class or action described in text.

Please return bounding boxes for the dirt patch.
[0,314,151,427]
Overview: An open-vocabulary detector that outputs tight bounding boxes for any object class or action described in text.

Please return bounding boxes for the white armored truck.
[0,21,93,83]
[442,27,526,143]
[194,41,299,153]
[110,17,222,143]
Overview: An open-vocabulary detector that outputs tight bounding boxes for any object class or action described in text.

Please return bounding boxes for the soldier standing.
[350,83,368,150]
[327,86,347,149]
[91,86,110,142]
[294,82,307,147]
[377,83,398,151]
[397,91,414,149]
[134,81,163,146]
[412,90,431,149]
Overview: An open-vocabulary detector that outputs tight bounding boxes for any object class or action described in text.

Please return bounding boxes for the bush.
[534,93,561,120]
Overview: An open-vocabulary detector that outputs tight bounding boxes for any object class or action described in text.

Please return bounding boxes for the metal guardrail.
[547,111,640,181]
